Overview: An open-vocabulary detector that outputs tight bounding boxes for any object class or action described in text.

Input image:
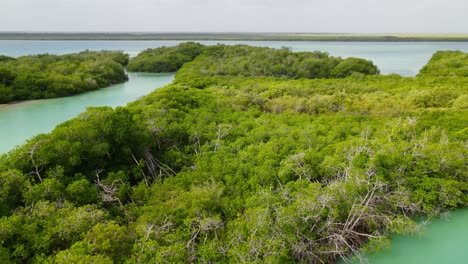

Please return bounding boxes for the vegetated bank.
[0,44,466,263]
[0,50,129,103]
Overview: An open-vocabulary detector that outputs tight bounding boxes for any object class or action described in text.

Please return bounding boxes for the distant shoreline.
[2,33,468,42]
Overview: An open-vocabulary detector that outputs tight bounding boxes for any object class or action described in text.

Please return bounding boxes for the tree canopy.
[0,46,467,263]
[418,50,468,77]
[126,42,206,73]
[0,50,129,103]
[127,43,379,81]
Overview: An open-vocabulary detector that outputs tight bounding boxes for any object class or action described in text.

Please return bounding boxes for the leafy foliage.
[0,47,467,263]
[0,50,129,103]
[174,44,379,86]
[418,50,468,77]
[127,42,206,72]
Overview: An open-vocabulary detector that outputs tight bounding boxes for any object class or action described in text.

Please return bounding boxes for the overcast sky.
[1,0,467,33]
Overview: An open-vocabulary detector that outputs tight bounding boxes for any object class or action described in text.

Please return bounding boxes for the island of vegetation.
[0,44,466,263]
[129,42,379,79]
[126,42,205,73]
[0,50,129,104]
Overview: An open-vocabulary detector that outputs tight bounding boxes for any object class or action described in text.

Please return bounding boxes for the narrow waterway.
[0,72,174,153]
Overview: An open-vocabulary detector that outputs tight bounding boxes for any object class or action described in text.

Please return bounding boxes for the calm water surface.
[0,72,174,153]
[1,41,468,263]
[350,209,468,264]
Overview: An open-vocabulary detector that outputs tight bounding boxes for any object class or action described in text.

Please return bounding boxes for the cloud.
[0,0,467,33]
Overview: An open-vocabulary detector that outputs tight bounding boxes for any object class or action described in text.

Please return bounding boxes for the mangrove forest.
[0,50,129,103]
[0,44,466,263]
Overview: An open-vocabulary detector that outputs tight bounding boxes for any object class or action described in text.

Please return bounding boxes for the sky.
[1,0,467,33]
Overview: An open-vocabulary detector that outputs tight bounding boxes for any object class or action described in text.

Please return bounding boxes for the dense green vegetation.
[418,50,468,77]
[127,42,205,73]
[0,51,129,103]
[0,45,467,263]
[129,44,379,81]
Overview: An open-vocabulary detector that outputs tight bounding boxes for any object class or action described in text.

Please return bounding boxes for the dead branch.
[28,141,43,183]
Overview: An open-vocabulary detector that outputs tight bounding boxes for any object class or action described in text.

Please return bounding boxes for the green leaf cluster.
[418,50,468,77]
[127,42,206,72]
[0,50,129,103]
[172,44,379,86]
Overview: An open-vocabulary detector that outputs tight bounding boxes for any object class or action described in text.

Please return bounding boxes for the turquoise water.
[357,210,468,264]
[0,72,174,153]
[2,40,468,75]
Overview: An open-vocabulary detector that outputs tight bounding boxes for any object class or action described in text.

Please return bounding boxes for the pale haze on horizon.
[1,0,467,33]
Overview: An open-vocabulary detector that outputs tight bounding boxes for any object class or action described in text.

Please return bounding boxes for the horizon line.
[1,32,468,35]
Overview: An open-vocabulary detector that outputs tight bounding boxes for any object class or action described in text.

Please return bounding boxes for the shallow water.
[350,209,468,264]
[0,72,174,153]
